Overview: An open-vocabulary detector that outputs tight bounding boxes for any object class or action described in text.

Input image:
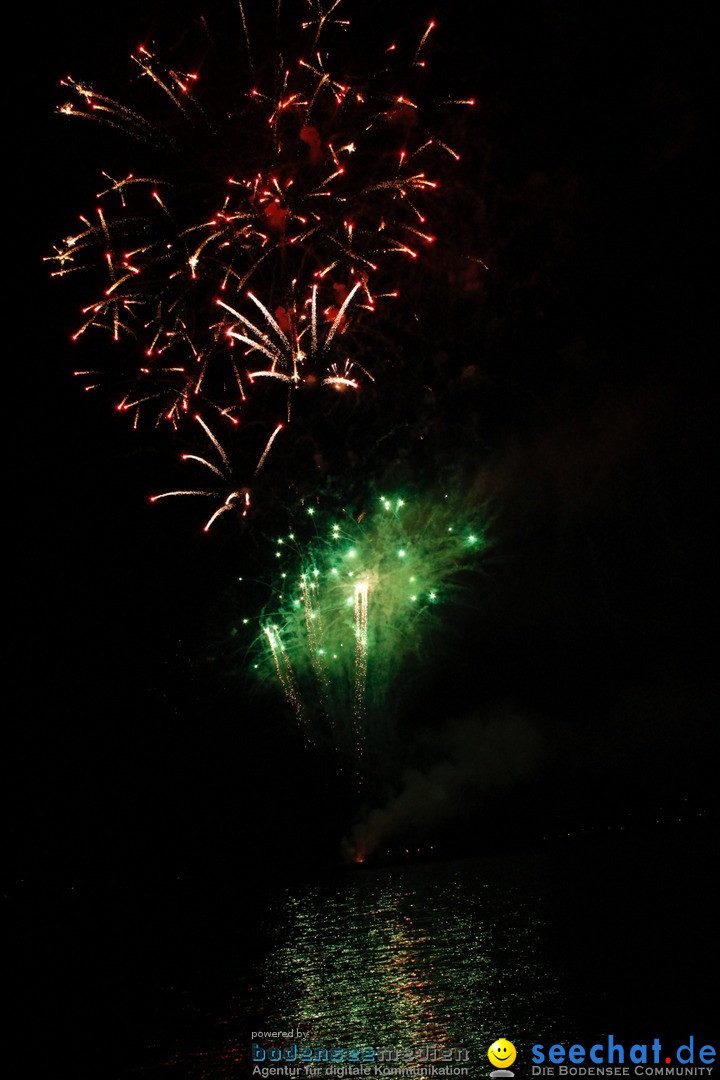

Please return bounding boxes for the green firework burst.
[248,488,490,761]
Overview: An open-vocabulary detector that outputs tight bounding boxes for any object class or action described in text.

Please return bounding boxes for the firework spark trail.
[254,422,284,475]
[263,624,303,724]
[48,0,473,521]
[353,578,369,752]
[149,413,255,531]
[299,572,333,720]
[250,489,489,761]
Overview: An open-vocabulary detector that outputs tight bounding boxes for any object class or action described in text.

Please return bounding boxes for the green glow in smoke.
[250,489,489,759]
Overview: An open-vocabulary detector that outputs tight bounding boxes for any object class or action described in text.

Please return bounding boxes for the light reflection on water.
[122,854,575,1078]
[258,857,572,1067]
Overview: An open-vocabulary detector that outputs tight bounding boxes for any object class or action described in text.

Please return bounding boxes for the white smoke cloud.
[342,707,544,861]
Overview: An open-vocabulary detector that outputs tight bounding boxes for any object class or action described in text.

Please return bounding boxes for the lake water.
[17,826,714,1079]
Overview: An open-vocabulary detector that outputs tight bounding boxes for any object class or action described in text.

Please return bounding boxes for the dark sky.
[11,0,716,892]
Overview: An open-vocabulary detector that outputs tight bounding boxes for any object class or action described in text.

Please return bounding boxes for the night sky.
[9,0,717,1068]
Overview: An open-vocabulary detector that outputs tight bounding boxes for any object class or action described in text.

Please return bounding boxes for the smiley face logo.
[488,1039,517,1070]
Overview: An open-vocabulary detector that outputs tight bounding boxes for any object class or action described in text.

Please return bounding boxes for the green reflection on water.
[261,858,572,1066]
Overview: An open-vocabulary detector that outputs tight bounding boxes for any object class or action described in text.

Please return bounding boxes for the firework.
[247,489,489,763]
[47,0,473,517]
[48,3,486,781]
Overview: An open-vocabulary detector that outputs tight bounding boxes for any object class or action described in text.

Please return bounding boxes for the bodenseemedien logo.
[489,1038,517,1077]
